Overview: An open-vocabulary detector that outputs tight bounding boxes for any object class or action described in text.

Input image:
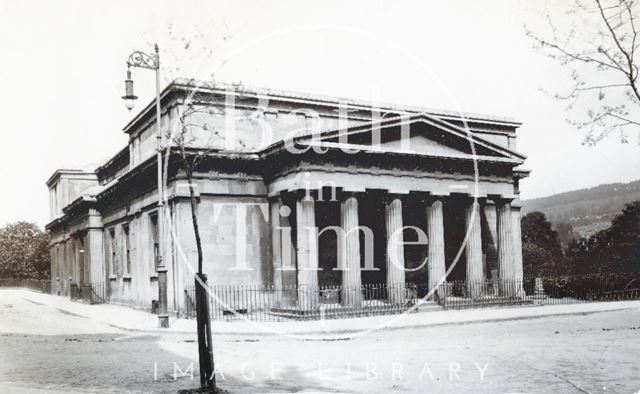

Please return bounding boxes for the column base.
[297,285,320,310]
[158,314,169,328]
[157,267,169,328]
[465,282,484,299]
[387,284,406,305]
[341,286,363,308]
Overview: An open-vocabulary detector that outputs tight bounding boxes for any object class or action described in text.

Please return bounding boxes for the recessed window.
[109,228,116,276]
[149,213,159,271]
[123,224,131,275]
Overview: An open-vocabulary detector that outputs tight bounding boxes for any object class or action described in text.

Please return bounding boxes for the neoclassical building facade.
[46,80,529,315]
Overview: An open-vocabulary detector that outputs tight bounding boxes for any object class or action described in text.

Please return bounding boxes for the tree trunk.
[196,273,215,392]
[187,169,204,275]
[187,170,215,392]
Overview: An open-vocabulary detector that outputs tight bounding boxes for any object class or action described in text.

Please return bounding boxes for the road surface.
[1,289,639,393]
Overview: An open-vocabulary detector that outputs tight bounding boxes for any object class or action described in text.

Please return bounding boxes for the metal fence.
[0,278,51,293]
[5,273,639,321]
[182,273,640,321]
[70,282,108,304]
[184,283,419,321]
[441,273,640,310]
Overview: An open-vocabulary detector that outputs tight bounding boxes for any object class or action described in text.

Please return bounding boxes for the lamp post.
[122,44,169,328]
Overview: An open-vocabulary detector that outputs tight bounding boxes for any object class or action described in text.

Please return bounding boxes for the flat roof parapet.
[45,169,97,187]
[122,79,522,136]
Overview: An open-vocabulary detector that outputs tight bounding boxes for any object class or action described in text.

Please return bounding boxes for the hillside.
[521,179,640,238]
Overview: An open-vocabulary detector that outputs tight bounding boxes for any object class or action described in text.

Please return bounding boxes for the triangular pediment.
[378,134,470,156]
[295,113,526,164]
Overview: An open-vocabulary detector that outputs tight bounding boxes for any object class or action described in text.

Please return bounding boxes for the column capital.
[409,191,445,206]
[338,189,362,200]
[466,196,487,206]
[381,192,406,204]
[491,195,514,206]
[287,189,316,202]
[424,193,448,206]
[267,193,284,203]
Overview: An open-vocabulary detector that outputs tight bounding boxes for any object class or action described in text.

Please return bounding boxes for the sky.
[1,0,639,228]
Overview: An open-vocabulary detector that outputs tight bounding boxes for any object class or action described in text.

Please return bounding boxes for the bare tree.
[172,87,220,394]
[527,0,640,144]
[166,82,251,392]
[147,23,236,392]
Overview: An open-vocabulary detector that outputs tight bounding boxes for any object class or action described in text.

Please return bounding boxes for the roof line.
[120,79,522,136]
[45,169,96,187]
[273,112,526,161]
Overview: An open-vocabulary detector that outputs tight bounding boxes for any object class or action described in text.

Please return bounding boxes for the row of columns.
[275,191,523,309]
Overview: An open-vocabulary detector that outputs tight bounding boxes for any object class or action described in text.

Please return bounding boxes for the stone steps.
[440,296,533,309]
[416,301,444,312]
[268,301,438,320]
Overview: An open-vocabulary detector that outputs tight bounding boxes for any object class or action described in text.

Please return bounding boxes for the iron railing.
[0,278,51,293]
[184,283,419,321]
[4,273,638,320]
[183,273,640,320]
[70,282,108,304]
[441,273,640,310]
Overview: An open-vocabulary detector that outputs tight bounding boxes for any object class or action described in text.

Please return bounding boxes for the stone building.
[46,79,529,315]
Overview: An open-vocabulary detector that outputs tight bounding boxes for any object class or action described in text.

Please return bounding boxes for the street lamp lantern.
[122,69,138,111]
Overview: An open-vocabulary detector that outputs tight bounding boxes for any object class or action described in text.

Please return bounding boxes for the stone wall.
[96,172,272,314]
[170,195,272,314]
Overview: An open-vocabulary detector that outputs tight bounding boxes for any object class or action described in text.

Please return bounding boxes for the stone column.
[483,202,499,295]
[270,198,283,293]
[271,197,298,308]
[426,197,446,300]
[496,199,516,296]
[277,196,297,308]
[340,193,362,307]
[296,193,319,310]
[385,196,406,305]
[512,204,525,296]
[87,229,104,284]
[465,200,484,298]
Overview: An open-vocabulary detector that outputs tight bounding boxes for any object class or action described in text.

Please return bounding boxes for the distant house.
[45,79,529,315]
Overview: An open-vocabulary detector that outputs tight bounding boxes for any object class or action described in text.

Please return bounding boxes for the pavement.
[2,288,640,393]
[7,288,640,338]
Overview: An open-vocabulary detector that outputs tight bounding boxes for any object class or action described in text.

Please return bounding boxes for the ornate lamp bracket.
[126,44,159,70]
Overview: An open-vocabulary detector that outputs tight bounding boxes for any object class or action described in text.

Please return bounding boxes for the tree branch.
[595,0,640,101]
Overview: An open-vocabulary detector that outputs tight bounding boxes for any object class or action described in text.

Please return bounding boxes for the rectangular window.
[149,213,159,271]
[56,246,60,278]
[109,228,116,276]
[123,224,131,275]
[78,237,85,284]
